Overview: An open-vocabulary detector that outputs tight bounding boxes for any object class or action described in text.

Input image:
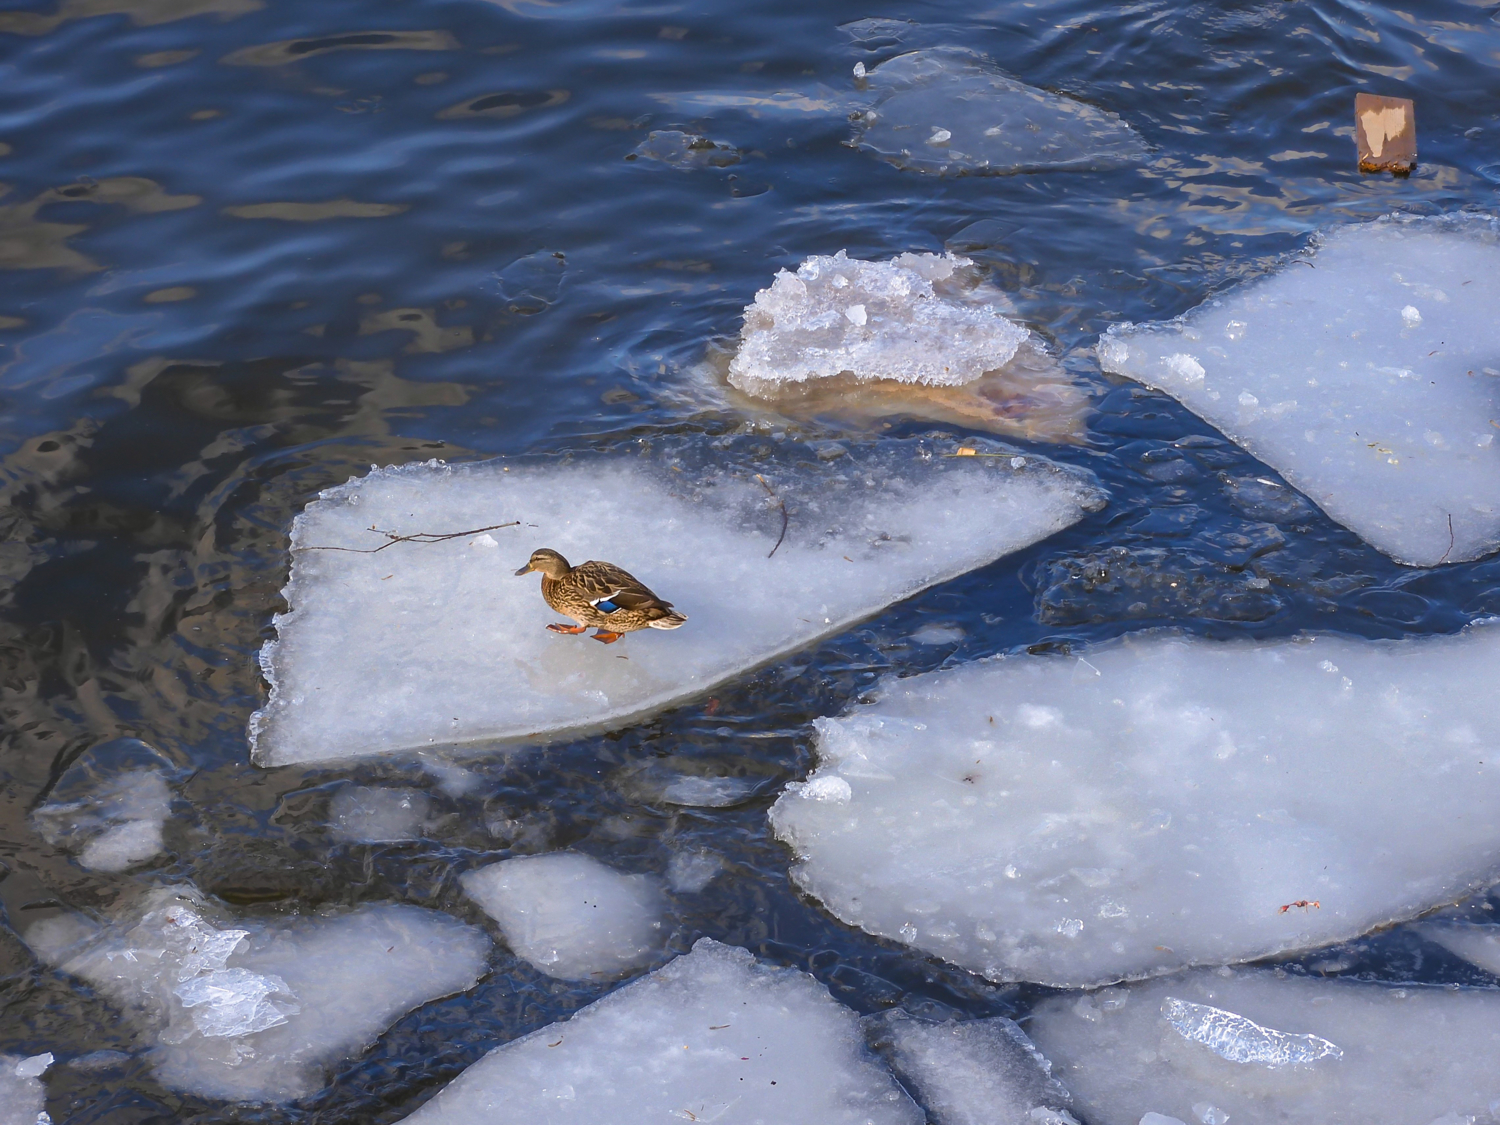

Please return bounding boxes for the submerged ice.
[26,886,490,1102]
[770,623,1500,987]
[865,1010,1075,1125]
[853,48,1147,176]
[399,938,920,1125]
[1097,213,1500,566]
[460,853,664,980]
[32,738,174,873]
[252,434,1102,765]
[1028,968,1500,1125]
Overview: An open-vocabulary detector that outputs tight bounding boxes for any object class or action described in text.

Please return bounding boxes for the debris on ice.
[1028,968,1500,1125]
[25,886,490,1102]
[770,622,1500,987]
[460,853,664,980]
[32,738,174,873]
[251,434,1103,765]
[852,48,1147,176]
[865,1010,1075,1125]
[330,786,431,843]
[1097,213,1500,566]
[396,938,921,1125]
[1,1053,52,1125]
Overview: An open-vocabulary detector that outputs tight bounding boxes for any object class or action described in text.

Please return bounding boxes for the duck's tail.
[648,607,688,629]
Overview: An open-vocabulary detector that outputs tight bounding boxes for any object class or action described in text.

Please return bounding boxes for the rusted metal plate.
[1356,93,1416,174]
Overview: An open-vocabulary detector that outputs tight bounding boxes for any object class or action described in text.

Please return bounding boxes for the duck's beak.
[514,563,533,576]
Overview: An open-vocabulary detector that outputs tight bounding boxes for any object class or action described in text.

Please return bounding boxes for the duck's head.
[515,547,571,578]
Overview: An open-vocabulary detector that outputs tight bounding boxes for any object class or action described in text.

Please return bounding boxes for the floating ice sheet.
[460,853,664,980]
[853,48,1147,175]
[1097,213,1500,566]
[865,1010,1075,1125]
[770,623,1500,987]
[1,1053,52,1125]
[32,738,174,873]
[1028,968,1500,1125]
[397,938,920,1125]
[26,886,490,1102]
[251,434,1102,765]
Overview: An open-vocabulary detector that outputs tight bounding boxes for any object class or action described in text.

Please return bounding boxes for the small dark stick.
[755,475,789,559]
[1437,513,1455,566]
[296,521,520,554]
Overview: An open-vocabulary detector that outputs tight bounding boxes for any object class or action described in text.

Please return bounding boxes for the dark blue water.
[2,0,1500,1120]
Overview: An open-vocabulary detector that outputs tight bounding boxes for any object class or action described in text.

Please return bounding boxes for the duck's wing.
[573,561,676,612]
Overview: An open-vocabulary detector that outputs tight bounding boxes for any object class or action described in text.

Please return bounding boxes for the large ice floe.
[770,622,1500,988]
[724,252,1089,443]
[25,886,490,1102]
[31,737,174,873]
[251,434,1102,765]
[1027,967,1500,1125]
[864,1010,1076,1125]
[852,48,1147,176]
[398,938,920,1125]
[460,853,665,980]
[1,1052,53,1125]
[1097,212,1500,566]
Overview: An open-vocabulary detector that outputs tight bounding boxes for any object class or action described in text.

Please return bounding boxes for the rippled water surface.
[2,0,1500,1120]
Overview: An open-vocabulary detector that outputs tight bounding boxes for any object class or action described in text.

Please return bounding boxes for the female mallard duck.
[514,548,687,644]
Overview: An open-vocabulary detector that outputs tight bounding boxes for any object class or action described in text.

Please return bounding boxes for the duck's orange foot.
[591,630,622,644]
[547,623,589,634]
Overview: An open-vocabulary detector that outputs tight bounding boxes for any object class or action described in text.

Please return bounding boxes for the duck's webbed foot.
[591,630,622,644]
[547,623,589,634]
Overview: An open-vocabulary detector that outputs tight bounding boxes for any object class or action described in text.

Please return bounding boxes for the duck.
[514,548,687,644]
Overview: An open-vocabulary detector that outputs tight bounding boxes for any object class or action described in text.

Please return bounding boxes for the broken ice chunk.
[853,48,1146,175]
[330,786,431,843]
[396,938,921,1125]
[729,251,1028,393]
[770,622,1500,987]
[1160,998,1341,1067]
[32,738,173,873]
[24,885,489,1102]
[865,1010,1075,1125]
[1097,213,1500,566]
[460,853,664,980]
[1029,969,1500,1125]
[251,434,1103,765]
[0,1052,52,1125]
[1419,921,1500,977]
[666,849,723,893]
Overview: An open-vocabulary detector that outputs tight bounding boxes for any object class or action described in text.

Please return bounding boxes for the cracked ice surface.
[853,48,1147,176]
[398,938,921,1125]
[770,623,1500,987]
[25,886,490,1102]
[728,251,1029,394]
[251,434,1102,765]
[1097,212,1500,566]
[460,853,664,980]
[1028,969,1500,1125]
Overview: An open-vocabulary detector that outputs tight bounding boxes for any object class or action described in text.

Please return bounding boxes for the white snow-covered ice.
[251,434,1102,765]
[330,786,431,843]
[1028,968,1500,1125]
[460,853,664,980]
[865,1011,1075,1125]
[25,886,490,1102]
[854,48,1147,175]
[727,251,1029,395]
[1097,212,1500,566]
[770,622,1500,987]
[397,938,921,1125]
[0,1053,53,1125]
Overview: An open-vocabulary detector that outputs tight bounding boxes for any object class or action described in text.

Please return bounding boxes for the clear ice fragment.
[1161,998,1341,1067]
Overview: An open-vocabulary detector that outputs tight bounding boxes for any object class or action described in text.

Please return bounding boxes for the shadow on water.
[2,0,1500,1118]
